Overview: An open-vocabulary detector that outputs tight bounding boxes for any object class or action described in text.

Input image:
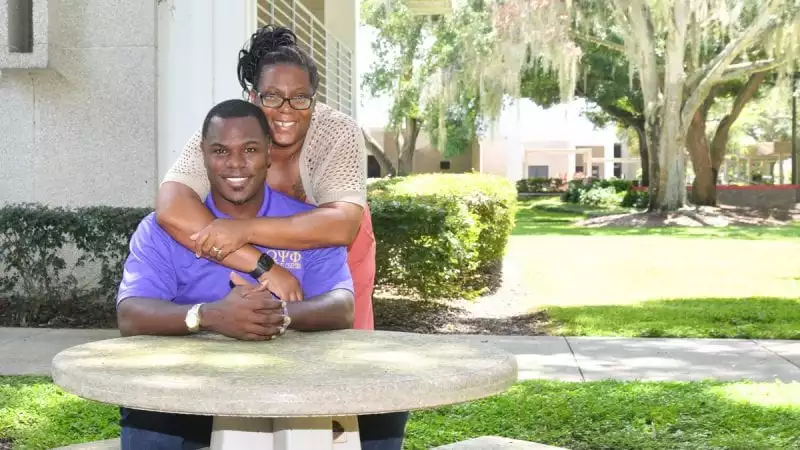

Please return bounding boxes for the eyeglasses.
[256,93,315,110]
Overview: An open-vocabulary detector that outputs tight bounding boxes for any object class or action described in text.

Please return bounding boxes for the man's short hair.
[201,99,271,141]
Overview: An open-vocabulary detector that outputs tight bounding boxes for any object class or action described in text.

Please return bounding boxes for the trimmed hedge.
[0,204,150,326]
[516,177,565,193]
[368,173,517,299]
[0,174,517,325]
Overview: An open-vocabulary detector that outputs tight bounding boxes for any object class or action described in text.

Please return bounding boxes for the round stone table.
[51,329,518,450]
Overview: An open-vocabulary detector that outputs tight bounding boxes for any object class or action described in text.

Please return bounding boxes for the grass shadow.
[544,297,800,339]
[405,379,800,449]
[513,198,800,240]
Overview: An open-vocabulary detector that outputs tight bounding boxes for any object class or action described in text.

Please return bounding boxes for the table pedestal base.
[210,415,360,450]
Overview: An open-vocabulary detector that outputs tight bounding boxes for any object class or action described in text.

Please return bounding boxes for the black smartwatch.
[248,252,275,280]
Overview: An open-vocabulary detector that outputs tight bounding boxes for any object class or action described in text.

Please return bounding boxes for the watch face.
[186,306,201,330]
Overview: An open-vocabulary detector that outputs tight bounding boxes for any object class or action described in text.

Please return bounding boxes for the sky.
[355,24,617,146]
[356,24,392,128]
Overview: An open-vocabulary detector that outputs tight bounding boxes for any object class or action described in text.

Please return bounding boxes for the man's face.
[202,116,270,206]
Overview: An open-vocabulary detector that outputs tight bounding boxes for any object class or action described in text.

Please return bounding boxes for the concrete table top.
[51,329,518,417]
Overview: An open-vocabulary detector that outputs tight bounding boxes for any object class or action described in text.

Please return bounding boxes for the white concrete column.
[156,0,257,181]
[324,0,357,118]
[566,151,576,181]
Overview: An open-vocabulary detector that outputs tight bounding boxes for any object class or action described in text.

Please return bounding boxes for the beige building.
[365,99,642,181]
[365,128,479,177]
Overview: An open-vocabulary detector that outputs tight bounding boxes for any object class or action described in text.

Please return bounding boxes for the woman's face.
[253,64,314,150]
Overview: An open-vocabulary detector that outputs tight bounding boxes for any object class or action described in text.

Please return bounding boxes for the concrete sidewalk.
[2,327,800,382]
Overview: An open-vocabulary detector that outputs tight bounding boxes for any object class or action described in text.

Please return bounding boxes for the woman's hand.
[190,219,251,260]
[258,265,304,302]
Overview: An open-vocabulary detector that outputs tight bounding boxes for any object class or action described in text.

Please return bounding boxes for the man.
[115,99,355,449]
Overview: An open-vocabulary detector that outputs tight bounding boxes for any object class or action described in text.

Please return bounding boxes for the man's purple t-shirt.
[117,186,353,305]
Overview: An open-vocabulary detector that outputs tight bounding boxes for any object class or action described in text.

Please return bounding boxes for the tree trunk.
[633,124,650,186]
[686,73,766,206]
[687,101,716,206]
[397,117,421,176]
[361,127,396,176]
[709,73,767,179]
[649,22,690,212]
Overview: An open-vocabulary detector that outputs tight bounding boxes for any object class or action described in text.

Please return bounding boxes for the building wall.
[478,138,509,178]
[524,151,571,179]
[0,0,157,207]
[323,0,357,119]
[368,129,475,175]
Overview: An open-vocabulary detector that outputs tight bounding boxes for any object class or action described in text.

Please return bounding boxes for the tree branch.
[710,72,767,169]
[569,31,626,54]
[683,0,784,126]
[717,59,786,83]
[616,0,660,106]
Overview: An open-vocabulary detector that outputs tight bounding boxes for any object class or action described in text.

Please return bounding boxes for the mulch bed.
[373,296,550,335]
[0,297,117,329]
[0,295,550,336]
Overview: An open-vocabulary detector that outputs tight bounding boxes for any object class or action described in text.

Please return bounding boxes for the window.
[440,161,451,170]
[8,0,34,53]
[613,143,622,158]
[614,163,622,178]
[591,165,600,178]
[527,165,549,178]
[367,155,381,178]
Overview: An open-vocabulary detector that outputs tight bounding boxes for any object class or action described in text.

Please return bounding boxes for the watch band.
[248,252,275,280]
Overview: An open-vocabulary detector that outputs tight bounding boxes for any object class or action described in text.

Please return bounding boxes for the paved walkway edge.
[2,328,800,382]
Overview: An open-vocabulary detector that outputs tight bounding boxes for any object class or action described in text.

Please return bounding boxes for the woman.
[153,25,407,450]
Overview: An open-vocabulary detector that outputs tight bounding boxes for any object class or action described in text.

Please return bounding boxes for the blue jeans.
[120,407,409,450]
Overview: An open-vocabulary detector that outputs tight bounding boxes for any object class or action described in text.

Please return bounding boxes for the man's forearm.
[117,298,196,337]
[287,289,354,331]
[246,205,361,251]
[156,182,262,272]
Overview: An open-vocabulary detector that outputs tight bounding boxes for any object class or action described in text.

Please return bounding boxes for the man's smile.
[223,176,250,189]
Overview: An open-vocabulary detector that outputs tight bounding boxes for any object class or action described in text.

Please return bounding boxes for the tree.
[522,34,777,203]
[361,1,427,175]
[686,73,770,204]
[361,0,494,174]
[521,42,651,186]
[490,0,800,211]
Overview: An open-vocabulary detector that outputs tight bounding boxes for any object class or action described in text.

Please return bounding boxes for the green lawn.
[4,376,800,450]
[509,197,800,338]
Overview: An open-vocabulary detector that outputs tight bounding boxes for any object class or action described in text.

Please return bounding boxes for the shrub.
[578,186,622,207]
[562,178,635,207]
[0,204,150,326]
[368,173,517,299]
[1,174,517,325]
[621,189,650,209]
[516,177,564,193]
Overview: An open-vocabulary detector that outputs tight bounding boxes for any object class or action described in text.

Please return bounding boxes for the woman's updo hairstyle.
[237,24,320,95]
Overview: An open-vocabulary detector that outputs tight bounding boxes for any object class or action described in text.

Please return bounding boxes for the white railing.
[256,0,353,117]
